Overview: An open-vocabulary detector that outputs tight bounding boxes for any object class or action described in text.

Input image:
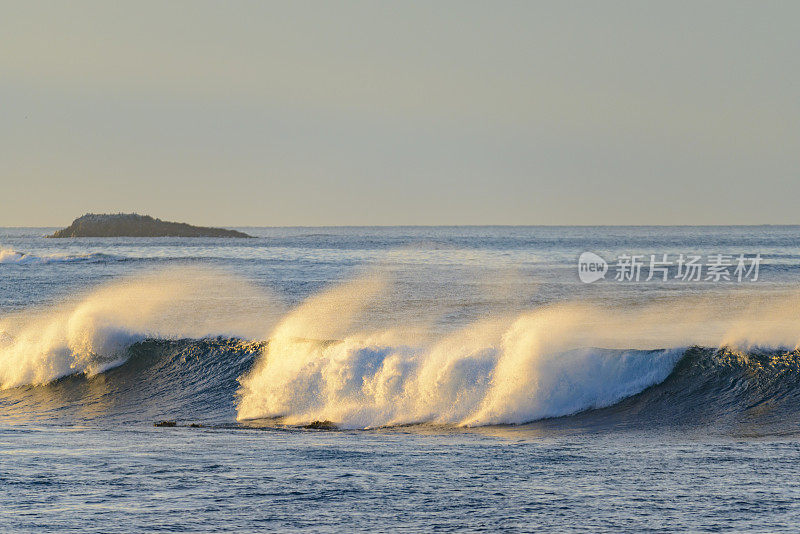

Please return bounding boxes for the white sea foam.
[5,263,800,427]
[236,273,800,428]
[0,247,107,264]
[0,267,281,389]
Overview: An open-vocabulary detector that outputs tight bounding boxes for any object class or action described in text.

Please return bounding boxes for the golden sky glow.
[2,1,798,225]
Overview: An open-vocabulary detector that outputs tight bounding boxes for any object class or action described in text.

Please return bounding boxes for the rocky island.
[48,213,253,238]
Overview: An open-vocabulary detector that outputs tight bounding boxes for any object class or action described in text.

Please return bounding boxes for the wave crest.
[0,247,112,264]
[236,334,683,428]
[0,268,280,388]
[237,274,800,429]
[7,267,800,429]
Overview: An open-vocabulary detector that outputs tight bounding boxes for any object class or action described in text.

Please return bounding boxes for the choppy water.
[3,226,800,532]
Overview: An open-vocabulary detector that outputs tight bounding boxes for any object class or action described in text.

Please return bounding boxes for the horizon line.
[3,223,800,229]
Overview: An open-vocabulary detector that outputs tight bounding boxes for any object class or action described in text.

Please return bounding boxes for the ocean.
[2,226,800,532]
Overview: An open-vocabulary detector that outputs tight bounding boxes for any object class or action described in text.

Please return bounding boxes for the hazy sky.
[1,1,798,226]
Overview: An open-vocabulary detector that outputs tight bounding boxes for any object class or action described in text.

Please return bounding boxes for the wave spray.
[237,271,800,428]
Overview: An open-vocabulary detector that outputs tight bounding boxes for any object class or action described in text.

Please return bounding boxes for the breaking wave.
[235,274,800,429]
[3,336,800,435]
[0,267,281,388]
[0,247,114,264]
[4,268,800,432]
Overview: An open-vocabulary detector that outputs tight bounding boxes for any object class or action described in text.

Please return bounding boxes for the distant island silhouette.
[48,213,252,238]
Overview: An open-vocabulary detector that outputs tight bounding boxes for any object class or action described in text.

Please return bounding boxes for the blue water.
[2,226,800,532]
